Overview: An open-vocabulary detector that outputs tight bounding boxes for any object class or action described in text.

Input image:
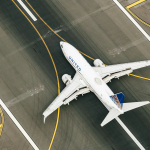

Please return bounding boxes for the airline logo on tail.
[110,93,125,109]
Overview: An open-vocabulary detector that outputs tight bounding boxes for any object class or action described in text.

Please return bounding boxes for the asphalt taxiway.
[0,0,150,150]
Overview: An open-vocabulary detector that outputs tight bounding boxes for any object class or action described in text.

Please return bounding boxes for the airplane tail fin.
[110,92,125,109]
[101,101,150,127]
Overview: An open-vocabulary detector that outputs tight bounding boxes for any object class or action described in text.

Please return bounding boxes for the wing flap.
[93,60,150,78]
[43,72,88,123]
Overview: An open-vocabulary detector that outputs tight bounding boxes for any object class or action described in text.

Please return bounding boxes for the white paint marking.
[17,0,37,21]
[6,85,44,108]
[113,0,150,41]
[0,99,39,150]
[116,117,145,150]
[104,103,145,149]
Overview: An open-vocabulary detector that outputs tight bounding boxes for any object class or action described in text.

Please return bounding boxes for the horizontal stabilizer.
[116,93,125,106]
[101,108,121,127]
[123,101,150,112]
[101,101,150,127]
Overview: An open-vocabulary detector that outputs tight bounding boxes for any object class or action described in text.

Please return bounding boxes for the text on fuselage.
[69,56,81,71]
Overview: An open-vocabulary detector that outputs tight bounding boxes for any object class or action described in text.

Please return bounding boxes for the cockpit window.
[61,45,63,48]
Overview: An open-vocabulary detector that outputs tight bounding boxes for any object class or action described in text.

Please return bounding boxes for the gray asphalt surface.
[0,0,150,150]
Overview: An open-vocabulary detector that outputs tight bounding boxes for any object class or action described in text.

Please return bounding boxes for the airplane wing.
[43,72,90,123]
[93,60,150,83]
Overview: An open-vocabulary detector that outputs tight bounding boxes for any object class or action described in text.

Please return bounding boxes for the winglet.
[43,115,46,124]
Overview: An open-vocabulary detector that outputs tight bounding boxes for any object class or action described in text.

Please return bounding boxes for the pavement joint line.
[17,0,37,21]
[0,107,4,136]
[25,0,66,42]
[12,0,60,95]
[0,99,39,150]
[25,0,95,61]
[11,0,150,149]
[113,0,150,41]
[5,85,44,108]
[126,0,150,28]
[115,117,146,150]
[24,1,150,149]
[12,1,60,150]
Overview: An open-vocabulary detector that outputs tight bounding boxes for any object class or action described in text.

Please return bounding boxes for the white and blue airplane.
[43,41,150,126]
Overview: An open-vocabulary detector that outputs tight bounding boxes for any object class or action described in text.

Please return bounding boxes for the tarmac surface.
[0,0,150,150]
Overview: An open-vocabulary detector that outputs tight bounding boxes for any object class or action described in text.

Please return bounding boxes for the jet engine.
[62,74,72,85]
[93,59,105,67]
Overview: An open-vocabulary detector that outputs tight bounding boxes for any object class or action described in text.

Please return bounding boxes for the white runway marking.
[17,0,37,21]
[6,85,44,108]
[0,99,39,150]
[113,0,150,41]
[116,117,145,150]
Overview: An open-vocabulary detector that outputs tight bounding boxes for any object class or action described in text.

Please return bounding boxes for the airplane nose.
[60,41,64,47]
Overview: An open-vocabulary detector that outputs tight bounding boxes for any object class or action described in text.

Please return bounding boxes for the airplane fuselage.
[61,42,123,113]
[43,41,150,150]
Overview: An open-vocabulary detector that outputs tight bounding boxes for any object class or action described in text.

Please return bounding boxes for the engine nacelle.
[62,74,72,85]
[93,59,105,67]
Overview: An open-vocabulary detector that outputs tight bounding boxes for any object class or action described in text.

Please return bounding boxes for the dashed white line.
[113,0,150,41]
[0,99,39,150]
[17,0,37,21]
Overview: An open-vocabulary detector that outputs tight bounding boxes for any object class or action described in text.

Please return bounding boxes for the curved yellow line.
[25,0,67,42]
[25,0,95,60]
[12,2,150,150]
[48,107,60,150]
[126,0,146,9]
[126,0,150,27]
[12,0,60,94]
[78,50,95,60]
[125,0,150,80]
[25,0,150,82]
[12,1,60,150]
[0,108,4,136]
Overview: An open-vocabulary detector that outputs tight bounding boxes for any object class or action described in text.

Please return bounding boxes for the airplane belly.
[63,43,115,108]
[79,66,116,109]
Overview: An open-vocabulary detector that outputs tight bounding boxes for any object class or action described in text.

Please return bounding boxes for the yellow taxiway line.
[12,1,60,94]
[25,0,150,80]
[25,0,66,42]
[11,0,150,150]
[129,73,150,80]
[126,0,146,9]
[25,0,95,61]
[12,0,60,150]
[126,0,150,27]
[0,107,4,136]
[125,0,150,79]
